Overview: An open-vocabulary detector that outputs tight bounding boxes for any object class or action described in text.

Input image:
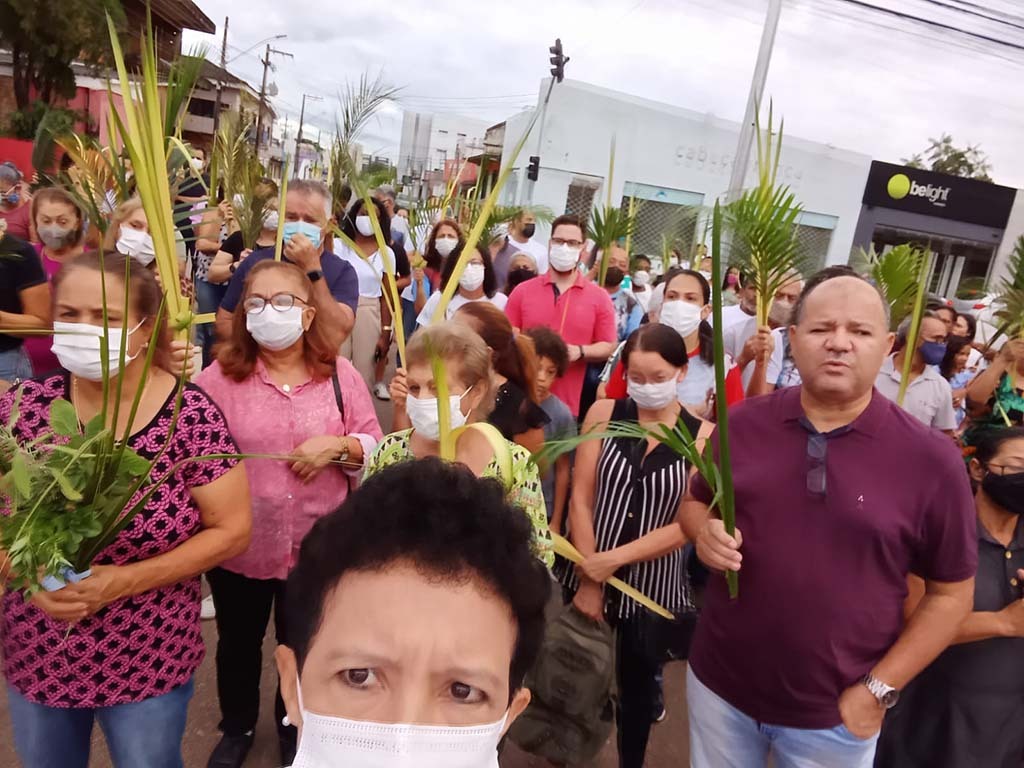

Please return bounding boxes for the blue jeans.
[194,278,226,369]
[686,667,878,768]
[7,679,194,768]
[0,346,33,381]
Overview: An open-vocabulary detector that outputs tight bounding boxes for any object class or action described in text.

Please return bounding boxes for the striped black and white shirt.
[563,398,697,620]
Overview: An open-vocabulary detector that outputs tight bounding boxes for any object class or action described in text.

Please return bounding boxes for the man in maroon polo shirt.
[681,269,977,767]
[505,215,617,418]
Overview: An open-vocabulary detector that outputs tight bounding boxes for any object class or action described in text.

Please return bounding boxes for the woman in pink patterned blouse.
[194,259,383,768]
[0,252,251,768]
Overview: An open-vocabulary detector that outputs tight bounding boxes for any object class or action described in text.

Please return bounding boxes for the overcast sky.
[183,0,1024,187]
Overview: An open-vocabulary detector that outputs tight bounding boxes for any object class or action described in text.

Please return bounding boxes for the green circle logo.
[887,173,911,200]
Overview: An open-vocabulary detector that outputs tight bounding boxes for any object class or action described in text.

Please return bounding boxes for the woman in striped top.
[565,323,712,768]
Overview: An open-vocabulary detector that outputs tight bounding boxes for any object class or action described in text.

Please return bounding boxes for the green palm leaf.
[726,105,813,325]
[856,244,928,331]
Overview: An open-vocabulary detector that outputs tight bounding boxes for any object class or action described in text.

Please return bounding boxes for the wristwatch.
[337,437,350,464]
[861,673,900,709]
[307,269,324,283]
[228,262,237,274]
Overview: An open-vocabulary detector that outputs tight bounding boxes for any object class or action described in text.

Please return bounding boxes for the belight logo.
[887,173,950,207]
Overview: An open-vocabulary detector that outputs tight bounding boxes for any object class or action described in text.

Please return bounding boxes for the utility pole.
[212,16,229,134]
[295,93,323,178]
[255,44,293,154]
[726,0,782,201]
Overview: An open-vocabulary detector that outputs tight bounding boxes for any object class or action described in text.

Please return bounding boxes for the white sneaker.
[201,594,216,620]
[373,382,391,401]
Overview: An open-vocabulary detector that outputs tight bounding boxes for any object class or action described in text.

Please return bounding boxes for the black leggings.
[207,567,296,745]
[614,615,663,768]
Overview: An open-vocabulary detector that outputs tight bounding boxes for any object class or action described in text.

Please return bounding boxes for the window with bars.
[565,178,601,224]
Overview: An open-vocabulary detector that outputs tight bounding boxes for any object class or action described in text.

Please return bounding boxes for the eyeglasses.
[551,237,584,248]
[243,293,308,314]
[806,432,827,495]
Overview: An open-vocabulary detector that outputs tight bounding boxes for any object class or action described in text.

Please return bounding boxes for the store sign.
[862,161,1016,229]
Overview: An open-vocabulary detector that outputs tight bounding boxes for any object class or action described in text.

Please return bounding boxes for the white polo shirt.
[336,243,396,299]
[875,355,957,431]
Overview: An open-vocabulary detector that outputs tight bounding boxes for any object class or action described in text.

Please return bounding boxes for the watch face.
[881,689,900,709]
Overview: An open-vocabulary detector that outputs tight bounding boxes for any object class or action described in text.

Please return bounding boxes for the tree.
[0,0,124,110]
[903,133,993,182]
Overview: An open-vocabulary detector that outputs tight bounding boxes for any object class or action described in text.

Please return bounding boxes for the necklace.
[282,383,291,393]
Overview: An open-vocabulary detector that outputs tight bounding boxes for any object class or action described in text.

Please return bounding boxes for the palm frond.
[726,105,812,325]
[857,244,928,331]
[163,50,207,139]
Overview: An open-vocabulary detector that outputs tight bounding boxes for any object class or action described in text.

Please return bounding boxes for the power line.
[919,0,1024,32]
[832,0,1024,53]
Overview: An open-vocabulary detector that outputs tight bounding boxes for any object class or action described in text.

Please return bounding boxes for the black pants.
[207,567,296,747]
[614,615,662,768]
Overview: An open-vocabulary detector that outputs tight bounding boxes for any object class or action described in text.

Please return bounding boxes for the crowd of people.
[0,154,1022,768]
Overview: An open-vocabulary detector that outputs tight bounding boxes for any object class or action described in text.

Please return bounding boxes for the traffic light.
[527,156,540,182]
[549,38,568,83]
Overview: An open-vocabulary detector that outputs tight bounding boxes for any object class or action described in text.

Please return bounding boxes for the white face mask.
[769,299,794,327]
[633,270,651,287]
[291,677,506,768]
[627,376,680,410]
[52,320,145,382]
[435,236,458,258]
[698,270,713,282]
[459,263,486,292]
[659,300,704,338]
[406,389,471,441]
[116,226,156,267]
[246,306,306,351]
[191,157,204,171]
[264,211,280,232]
[548,243,581,273]
[355,215,375,237]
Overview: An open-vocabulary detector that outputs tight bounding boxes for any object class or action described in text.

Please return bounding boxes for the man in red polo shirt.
[682,269,977,767]
[506,215,616,418]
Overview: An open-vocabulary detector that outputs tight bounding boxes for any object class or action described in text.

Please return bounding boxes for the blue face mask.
[282,220,322,249]
[2,189,19,206]
[919,341,947,366]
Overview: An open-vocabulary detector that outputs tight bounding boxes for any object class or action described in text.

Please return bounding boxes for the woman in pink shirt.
[194,259,383,768]
[27,187,87,375]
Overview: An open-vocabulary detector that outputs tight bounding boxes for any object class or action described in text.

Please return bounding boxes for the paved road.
[0,364,691,766]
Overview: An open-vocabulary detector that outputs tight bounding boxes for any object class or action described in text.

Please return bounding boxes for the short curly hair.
[285,457,551,702]
[524,326,569,378]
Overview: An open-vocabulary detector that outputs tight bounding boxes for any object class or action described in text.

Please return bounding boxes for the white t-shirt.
[337,243,396,299]
[416,291,509,326]
[723,316,759,390]
[875,355,957,431]
[509,237,549,274]
[713,303,755,332]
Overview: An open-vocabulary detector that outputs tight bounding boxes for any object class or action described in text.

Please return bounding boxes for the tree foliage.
[903,133,993,182]
[0,0,125,110]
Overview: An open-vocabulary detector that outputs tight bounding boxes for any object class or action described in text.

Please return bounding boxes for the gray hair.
[374,184,396,203]
[288,179,332,220]
[896,309,942,347]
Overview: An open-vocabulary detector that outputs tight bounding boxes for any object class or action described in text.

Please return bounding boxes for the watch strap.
[861,673,899,708]
[307,269,324,283]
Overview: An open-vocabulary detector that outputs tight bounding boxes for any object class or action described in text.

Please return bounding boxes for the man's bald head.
[792,267,889,329]
[789,272,894,405]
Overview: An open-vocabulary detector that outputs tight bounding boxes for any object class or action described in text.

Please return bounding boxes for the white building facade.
[398,111,490,198]
[499,79,874,270]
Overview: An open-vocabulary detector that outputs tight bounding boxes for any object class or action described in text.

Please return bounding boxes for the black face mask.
[521,223,536,239]
[506,266,536,292]
[982,469,1024,515]
[604,266,625,288]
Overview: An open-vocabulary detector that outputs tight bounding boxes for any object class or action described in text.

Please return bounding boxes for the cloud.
[185,0,1024,186]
